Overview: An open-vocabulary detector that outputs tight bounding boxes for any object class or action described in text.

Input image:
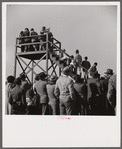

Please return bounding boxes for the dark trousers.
[60,100,74,115]
[26,106,36,115]
[40,103,48,115]
[48,104,59,115]
[11,109,26,115]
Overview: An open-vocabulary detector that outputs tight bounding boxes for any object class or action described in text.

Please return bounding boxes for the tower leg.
[31,61,34,84]
[14,38,17,78]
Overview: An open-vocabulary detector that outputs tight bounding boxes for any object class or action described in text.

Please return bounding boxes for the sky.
[5,3,117,79]
[3,3,120,147]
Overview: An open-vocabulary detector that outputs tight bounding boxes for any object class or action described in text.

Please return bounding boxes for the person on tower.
[89,62,98,77]
[23,28,31,52]
[82,56,91,81]
[39,26,47,51]
[19,31,25,52]
[74,49,82,77]
[30,28,39,51]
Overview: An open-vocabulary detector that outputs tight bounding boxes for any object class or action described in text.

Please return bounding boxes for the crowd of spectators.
[5,64,116,115]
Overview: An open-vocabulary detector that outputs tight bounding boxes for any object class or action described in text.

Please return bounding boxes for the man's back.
[82,60,91,70]
[107,74,116,108]
[9,86,26,112]
[74,83,87,97]
[100,78,109,94]
[55,76,74,99]
[46,84,58,105]
[34,80,48,103]
[21,80,30,93]
[87,78,99,102]
[74,54,82,66]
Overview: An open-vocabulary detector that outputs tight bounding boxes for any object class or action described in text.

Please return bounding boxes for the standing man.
[74,49,82,77]
[9,77,26,115]
[34,72,48,115]
[87,71,103,115]
[89,62,98,77]
[82,56,91,81]
[54,66,76,115]
[46,75,59,115]
[100,69,115,115]
[23,28,30,52]
[5,75,15,115]
[19,73,31,94]
[30,28,39,51]
[107,74,116,115]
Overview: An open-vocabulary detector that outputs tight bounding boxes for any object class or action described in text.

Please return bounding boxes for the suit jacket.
[100,78,109,94]
[54,75,75,102]
[87,78,101,104]
[107,74,116,108]
[9,85,26,112]
[82,60,91,71]
[34,80,48,104]
[74,54,82,67]
[46,84,59,105]
[21,80,31,94]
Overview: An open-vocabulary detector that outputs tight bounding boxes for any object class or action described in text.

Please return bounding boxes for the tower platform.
[16,51,47,60]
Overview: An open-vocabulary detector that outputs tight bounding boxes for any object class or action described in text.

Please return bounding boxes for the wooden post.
[31,60,33,84]
[59,42,61,76]
[46,33,48,75]
[14,38,17,77]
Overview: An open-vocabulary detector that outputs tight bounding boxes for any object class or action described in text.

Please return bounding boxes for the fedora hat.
[104,69,114,75]
[62,66,70,75]
[49,75,58,83]
[39,72,47,79]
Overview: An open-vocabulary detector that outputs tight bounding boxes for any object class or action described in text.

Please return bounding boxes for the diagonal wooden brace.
[18,56,37,75]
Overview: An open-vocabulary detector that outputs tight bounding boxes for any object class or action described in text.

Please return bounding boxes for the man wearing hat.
[87,71,103,115]
[54,66,76,115]
[100,68,115,115]
[34,72,48,115]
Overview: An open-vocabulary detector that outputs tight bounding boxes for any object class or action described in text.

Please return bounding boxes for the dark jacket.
[100,78,109,94]
[87,78,101,104]
[82,60,91,71]
[9,85,26,113]
[21,80,31,94]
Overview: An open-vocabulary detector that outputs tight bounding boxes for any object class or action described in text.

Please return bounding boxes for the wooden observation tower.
[14,32,71,84]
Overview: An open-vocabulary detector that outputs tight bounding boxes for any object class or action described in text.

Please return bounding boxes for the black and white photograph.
[2,2,120,147]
